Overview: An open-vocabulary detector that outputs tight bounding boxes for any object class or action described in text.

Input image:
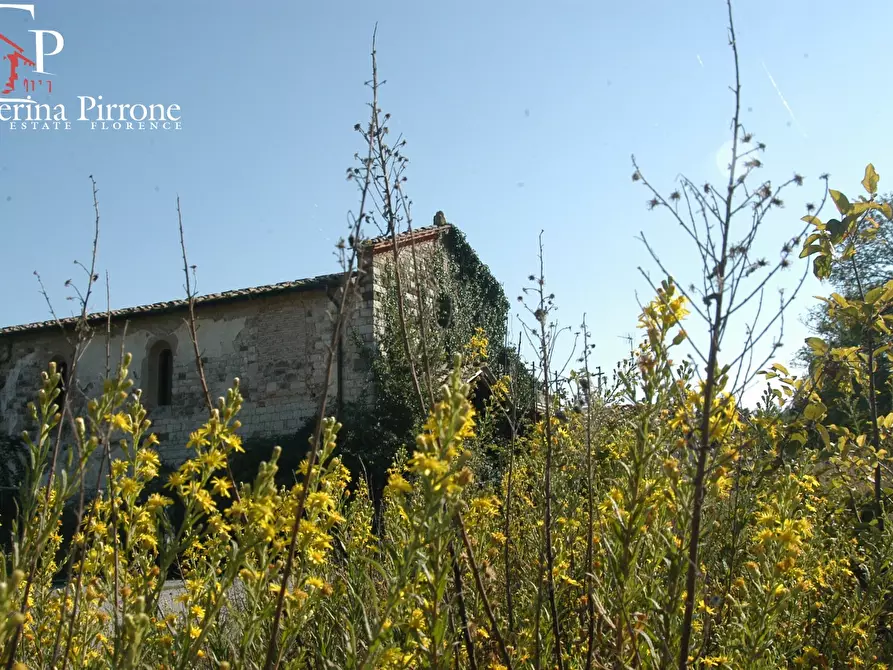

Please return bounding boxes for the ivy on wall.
[337,222,531,492]
[232,221,532,496]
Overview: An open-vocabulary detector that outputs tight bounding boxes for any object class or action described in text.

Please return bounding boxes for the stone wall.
[367,229,449,348]
[0,283,374,479]
[0,223,456,490]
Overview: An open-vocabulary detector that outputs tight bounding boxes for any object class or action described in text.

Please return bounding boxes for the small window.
[156,348,173,406]
[147,341,174,407]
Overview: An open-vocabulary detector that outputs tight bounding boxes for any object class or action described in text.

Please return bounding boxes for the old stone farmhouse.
[0,221,506,480]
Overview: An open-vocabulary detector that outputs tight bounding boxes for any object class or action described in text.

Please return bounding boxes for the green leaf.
[881,203,893,219]
[830,293,850,308]
[432,613,448,646]
[862,163,880,195]
[804,401,828,421]
[830,190,851,215]
[816,424,831,449]
[804,233,822,245]
[832,345,861,361]
[865,286,885,304]
[851,201,878,216]
[813,254,832,279]
[801,215,823,227]
[799,244,823,258]
[826,218,846,243]
[806,337,829,355]
[772,362,790,375]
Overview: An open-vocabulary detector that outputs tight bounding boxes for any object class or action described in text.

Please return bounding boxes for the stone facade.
[0,224,451,479]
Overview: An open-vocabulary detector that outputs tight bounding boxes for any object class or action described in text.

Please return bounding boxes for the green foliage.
[439,227,511,355]
[800,169,893,449]
[800,165,893,282]
[339,222,532,494]
[7,169,893,666]
[229,421,316,490]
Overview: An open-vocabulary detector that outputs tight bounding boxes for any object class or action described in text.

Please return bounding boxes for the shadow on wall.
[0,434,28,550]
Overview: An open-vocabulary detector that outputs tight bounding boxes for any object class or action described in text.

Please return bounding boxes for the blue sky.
[1,1,891,396]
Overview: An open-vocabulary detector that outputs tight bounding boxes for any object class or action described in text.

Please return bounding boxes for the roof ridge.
[365,221,450,247]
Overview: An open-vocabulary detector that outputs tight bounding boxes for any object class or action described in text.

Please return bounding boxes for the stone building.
[0,222,474,478]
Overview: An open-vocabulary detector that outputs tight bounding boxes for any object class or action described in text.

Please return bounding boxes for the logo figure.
[0,32,34,95]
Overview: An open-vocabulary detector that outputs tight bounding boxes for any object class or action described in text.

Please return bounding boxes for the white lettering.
[0,5,34,19]
[79,96,97,120]
[147,103,165,120]
[29,29,64,74]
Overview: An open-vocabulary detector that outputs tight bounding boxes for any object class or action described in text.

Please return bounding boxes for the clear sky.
[1,1,891,398]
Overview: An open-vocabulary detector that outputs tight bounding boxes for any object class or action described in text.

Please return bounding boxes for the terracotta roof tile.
[366,222,449,252]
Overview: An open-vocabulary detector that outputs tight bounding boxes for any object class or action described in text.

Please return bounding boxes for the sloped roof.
[0,271,346,337]
[0,223,452,338]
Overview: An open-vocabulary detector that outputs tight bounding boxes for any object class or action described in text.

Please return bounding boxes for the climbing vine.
[337,222,531,492]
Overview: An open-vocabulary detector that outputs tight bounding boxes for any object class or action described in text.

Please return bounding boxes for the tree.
[802,191,893,346]
[798,166,893,523]
[799,191,893,433]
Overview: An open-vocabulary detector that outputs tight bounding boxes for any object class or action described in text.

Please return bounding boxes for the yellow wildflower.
[211,476,232,498]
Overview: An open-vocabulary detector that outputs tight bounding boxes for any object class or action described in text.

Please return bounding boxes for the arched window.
[156,347,173,406]
[147,341,174,407]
